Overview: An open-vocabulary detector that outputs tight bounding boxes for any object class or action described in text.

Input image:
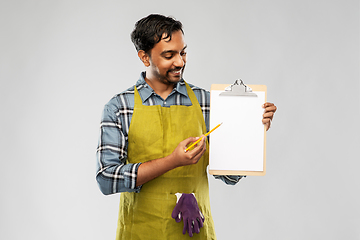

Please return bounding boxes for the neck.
[144,77,176,100]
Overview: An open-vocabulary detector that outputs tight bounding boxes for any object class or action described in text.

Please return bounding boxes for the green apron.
[116,82,216,240]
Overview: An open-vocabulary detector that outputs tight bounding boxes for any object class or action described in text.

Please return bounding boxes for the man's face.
[147,30,187,85]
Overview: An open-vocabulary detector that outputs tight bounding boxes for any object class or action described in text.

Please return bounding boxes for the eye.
[164,54,173,60]
[180,51,187,56]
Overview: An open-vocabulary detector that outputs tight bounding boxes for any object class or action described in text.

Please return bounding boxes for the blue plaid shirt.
[96,72,242,195]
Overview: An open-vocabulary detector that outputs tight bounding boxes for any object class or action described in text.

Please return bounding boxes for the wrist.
[166,153,180,169]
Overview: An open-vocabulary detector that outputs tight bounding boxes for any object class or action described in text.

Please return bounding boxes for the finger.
[183,137,200,147]
[191,221,195,234]
[172,210,182,222]
[193,219,200,234]
[183,219,192,237]
[195,136,206,150]
[262,102,274,108]
[173,213,181,222]
[197,141,207,156]
[188,219,193,237]
[171,202,179,218]
[184,136,204,153]
[192,141,206,163]
[187,136,206,157]
[263,104,277,113]
[263,112,274,119]
[183,220,187,235]
[262,118,271,131]
[264,106,277,114]
[199,210,205,222]
[171,196,183,218]
[171,208,179,219]
[197,217,205,228]
[198,217,204,228]
[262,118,271,125]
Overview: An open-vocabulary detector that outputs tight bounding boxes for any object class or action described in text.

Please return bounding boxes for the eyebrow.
[160,45,187,55]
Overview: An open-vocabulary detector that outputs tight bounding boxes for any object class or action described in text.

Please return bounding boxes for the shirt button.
[164,101,167,105]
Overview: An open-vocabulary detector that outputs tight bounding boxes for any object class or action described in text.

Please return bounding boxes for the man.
[96,14,277,239]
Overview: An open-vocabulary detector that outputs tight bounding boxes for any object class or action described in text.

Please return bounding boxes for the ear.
[138,50,150,67]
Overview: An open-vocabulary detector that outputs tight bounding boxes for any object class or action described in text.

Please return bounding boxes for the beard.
[162,65,186,84]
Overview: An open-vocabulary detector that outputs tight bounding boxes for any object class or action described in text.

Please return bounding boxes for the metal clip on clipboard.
[220,79,257,97]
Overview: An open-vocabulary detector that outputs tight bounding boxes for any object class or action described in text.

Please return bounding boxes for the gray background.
[1,0,359,239]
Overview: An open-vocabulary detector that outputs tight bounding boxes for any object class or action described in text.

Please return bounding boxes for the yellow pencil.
[184,122,223,152]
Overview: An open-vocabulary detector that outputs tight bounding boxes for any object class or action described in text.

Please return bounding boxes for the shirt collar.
[135,72,189,103]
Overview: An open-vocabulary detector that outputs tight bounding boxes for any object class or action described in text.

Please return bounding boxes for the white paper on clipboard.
[208,82,267,176]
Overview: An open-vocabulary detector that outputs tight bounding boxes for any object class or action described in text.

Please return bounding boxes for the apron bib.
[116,82,216,240]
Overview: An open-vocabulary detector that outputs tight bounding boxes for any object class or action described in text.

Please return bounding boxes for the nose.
[173,54,185,68]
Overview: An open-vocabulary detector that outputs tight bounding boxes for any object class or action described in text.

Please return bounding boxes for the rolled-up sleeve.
[213,175,245,185]
[96,105,142,195]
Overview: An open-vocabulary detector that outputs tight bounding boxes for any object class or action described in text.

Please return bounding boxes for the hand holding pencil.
[184,123,222,152]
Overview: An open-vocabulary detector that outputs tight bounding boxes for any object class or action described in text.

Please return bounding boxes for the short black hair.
[131,14,183,53]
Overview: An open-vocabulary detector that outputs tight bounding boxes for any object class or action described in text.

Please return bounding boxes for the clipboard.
[208,80,267,176]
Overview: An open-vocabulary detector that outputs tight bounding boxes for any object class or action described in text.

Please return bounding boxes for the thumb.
[172,204,181,219]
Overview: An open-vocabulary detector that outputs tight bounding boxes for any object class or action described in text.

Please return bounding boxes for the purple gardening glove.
[171,193,205,237]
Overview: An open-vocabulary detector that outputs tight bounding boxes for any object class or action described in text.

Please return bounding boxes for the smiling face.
[141,30,187,86]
